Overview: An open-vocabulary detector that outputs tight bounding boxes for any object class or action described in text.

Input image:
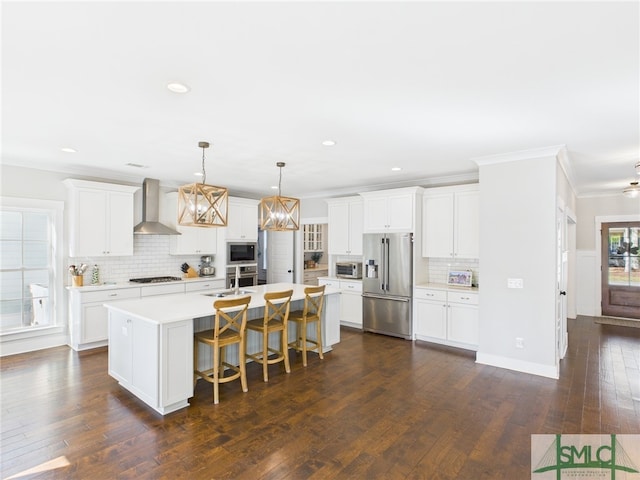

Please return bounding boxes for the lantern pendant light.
[177,141,229,227]
[260,162,300,231]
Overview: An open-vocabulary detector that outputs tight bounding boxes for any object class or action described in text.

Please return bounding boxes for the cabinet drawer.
[447,291,478,305]
[318,279,339,289]
[141,283,185,297]
[79,288,140,303]
[340,281,362,293]
[414,289,446,302]
[185,280,225,292]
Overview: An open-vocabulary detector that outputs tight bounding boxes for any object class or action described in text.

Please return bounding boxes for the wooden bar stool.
[194,295,251,404]
[245,289,293,382]
[288,285,325,367]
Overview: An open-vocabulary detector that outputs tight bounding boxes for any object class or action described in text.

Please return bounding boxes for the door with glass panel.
[601,222,640,319]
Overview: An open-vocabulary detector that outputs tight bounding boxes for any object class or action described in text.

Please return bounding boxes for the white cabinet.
[303,224,325,252]
[68,279,225,351]
[108,311,194,414]
[226,197,258,241]
[68,287,140,350]
[185,278,225,292]
[326,196,363,255]
[360,187,423,233]
[161,192,217,255]
[318,278,363,328]
[140,283,185,297]
[64,179,139,257]
[422,185,479,259]
[414,287,478,350]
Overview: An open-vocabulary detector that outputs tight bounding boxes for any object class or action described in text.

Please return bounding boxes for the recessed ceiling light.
[322,140,336,146]
[61,147,77,153]
[167,82,191,94]
[271,185,278,190]
[391,167,402,172]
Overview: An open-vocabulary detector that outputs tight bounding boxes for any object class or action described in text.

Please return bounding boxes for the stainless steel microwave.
[227,242,257,264]
[336,262,362,279]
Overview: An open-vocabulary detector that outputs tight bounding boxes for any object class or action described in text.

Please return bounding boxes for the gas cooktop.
[129,276,182,284]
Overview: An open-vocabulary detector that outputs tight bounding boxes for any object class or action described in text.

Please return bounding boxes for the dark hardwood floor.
[1,317,639,479]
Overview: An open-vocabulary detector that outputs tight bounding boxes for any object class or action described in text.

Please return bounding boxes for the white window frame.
[0,197,67,354]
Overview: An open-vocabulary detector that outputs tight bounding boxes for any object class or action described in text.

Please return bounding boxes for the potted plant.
[310,252,323,268]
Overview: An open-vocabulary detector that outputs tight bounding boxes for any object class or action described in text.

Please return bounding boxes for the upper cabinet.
[422,184,479,259]
[161,192,217,255]
[360,187,423,233]
[64,179,139,257]
[326,196,363,255]
[225,197,258,242]
[303,224,325,252]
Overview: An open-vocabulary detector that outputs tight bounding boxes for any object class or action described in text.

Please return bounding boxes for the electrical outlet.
[516,337,524,349]
[507,278,524,289]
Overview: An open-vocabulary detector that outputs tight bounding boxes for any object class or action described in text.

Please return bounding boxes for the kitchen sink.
[202,289,255,298]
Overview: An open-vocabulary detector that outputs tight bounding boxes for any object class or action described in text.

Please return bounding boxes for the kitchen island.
[104,283,340,415]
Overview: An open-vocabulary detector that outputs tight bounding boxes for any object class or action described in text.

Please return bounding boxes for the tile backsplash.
[67,236,206,285]
[425,257,479,286]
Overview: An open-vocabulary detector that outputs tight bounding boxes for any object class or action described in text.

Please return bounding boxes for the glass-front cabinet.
[303,224,324,252]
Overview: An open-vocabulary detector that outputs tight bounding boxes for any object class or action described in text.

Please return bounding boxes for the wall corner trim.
[476,352,559,379]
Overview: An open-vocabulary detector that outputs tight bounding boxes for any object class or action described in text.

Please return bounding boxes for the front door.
[601,222,640,319]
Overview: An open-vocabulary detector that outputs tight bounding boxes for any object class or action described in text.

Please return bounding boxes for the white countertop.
[66,276,225,292]
[415,282,479,293]
[104,282,339,325]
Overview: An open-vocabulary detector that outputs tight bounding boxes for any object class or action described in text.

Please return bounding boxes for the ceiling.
[2,1,639,199]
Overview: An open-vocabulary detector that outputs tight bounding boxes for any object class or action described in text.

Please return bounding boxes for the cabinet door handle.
[108,293,118,297]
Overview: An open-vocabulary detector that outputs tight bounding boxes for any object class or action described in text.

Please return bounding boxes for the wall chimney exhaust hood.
[134,178,181,235]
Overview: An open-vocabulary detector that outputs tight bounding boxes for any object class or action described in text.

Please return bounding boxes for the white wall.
[475,154,559,378]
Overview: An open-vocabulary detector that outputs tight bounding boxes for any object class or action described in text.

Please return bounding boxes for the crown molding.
[471,145,566,167]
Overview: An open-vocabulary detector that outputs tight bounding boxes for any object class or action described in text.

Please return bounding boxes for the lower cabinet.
[414,287,478,350]
[68,278,225,351]
[68,288,140,350]
[108,311,193,415]
[318,278,363,328]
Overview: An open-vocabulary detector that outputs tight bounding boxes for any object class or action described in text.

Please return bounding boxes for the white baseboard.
[476,352,559,379]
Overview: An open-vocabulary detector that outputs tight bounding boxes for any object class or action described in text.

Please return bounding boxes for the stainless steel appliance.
[227,242,257,264]
[199,255,215,276]
[130,276,182,283]
[362,232,413,339]
[336,262,363,279]
[226,265,257,289]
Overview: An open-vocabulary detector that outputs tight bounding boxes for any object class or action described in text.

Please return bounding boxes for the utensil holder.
[72,275,83,287]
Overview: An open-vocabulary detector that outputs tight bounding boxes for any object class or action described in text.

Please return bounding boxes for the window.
[607,225,640,286]
[0,202,61,334]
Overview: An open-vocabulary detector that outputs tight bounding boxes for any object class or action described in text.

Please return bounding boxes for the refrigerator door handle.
[384,237,390,292]
[380,238,386,291]
[362,293,411,302]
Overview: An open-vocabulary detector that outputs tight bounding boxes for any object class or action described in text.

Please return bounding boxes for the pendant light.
[177,141,228,227]
[622,181,640,199]
[259,162,300,231]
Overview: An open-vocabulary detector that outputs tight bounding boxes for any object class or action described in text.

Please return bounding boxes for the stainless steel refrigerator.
[362,232,413,339]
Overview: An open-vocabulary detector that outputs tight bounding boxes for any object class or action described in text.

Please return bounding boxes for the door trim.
[595,214,640,317]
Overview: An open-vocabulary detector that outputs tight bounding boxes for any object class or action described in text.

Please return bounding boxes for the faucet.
[234,265,240,295]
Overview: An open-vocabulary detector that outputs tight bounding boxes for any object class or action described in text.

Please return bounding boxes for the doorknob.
[559,291,567,295]
[287,269,292,273]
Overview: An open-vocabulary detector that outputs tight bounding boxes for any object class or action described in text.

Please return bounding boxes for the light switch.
[507,278,524,289]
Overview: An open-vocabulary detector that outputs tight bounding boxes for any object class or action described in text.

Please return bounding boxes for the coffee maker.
[199,256,215,276]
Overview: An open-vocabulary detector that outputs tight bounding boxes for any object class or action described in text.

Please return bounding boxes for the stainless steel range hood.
[134,178,181,235]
